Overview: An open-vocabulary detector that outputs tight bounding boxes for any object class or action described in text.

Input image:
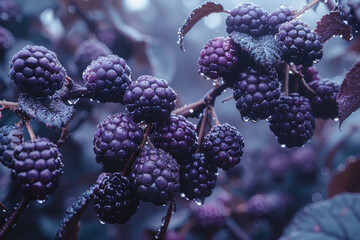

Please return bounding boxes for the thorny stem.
[121,125,151,177]
[156,201,176,240]
[284,64,290,96]
[25,121,36,141]
[210,106,220,126]
[0,197,31,240]
[294,0,324,18]
[196,106,210,154]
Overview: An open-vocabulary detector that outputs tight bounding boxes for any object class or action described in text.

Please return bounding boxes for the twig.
[155,201,176,240]
[146,136,154,148]
[300,76,316,94]
[121,125,151,177]
[210,106,220,126]
[0,197,31,240]
[57,122,70,147]
[196,106,210,154]
[221,95,234,103]
[294,0,323,18]
[284,64,290,96]
[25,121,36,141]
[0,101,19,108]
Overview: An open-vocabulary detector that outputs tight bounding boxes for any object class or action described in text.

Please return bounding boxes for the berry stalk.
[24,120,36,141]
[196,106,210,154]
[294,0,324,18]
[0,197,30,240]
[284,64,290,96]
[210,106,220,126]
[156,200,176,240]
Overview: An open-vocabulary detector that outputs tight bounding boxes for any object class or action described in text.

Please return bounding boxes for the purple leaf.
[336,61,360,126]
[315,11,352,42]
[18,91,76,129]
[178,1,225,51]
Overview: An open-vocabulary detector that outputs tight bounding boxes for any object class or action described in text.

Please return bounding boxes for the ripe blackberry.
[0,0,19,24]
[10,138,63,200]
[337,0,360,33]
[0,26,13,60]
[201,123,244,170]
[291,147,317,179]
[83,55,132,103]
[246,193,290,219]
[180,153,217,201]
[268,7,294,34]
[124,75,177,123]
[9,45,66,98]
[198,37,241,82]
[93,113,144,172]
[269,93,315,148]
[153,114,197,162]
[130,147,180,206]
[74,39,112,74]
[194,201,226,228]
[0,125,23,167]
[300,79,339,119]
[226,2,269,37]
[275,20,323,67]
[233,68,280,122]
[93,173,139,224]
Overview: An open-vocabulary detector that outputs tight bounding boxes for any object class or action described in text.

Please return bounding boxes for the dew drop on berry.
[98,219,105,225]
[189,109,194,113]
[280,144,286,148]
[180,193,186,198]
[67,98,79,105]
[334,118,339,122]
[37,199,46,204]
[241,116,250,122]
[194,198,204,206]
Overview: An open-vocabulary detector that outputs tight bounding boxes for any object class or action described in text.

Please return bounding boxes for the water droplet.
[90,98,94,102]
[334,118,339,122]
[215,172,219,176]
[241,116,250,122]
[180,193,185,198]
[189,109,194,113]
[99,219,105,225]
[312,192,323,203]
[337,164,346,172]
[67,98,79,105]
[2,209,6,213]
[194,198,204,206]
[67,5,76,14]
[37,199,46,204]
[280,144,286,148]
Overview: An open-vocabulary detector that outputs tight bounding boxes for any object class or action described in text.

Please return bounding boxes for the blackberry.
[194,201,226,228]
[226,2,269,37]
[337,0,360,33]
[300,79,339,119]
[93,173,139,224]
[180,153,217,201]
[0,125,23,167]
[246,193,290,219]
[10,138,63,200]
[268,7,294,34]
[153,114,197,162]
[269,93,315,148]
[198,37,241,82]
[9,45,66,98]
[74,39,112,74]
[291,147,317,178]
[233,68,280,122]
[83,55,131,103]
[268,154,290,181]
[0,26,13,60]
[130,147,180,206]
[93,113,144,172]
[124,75,177,123]
[201,123,244,170]
[275,20,323,67]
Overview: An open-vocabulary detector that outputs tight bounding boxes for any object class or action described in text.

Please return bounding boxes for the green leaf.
[280,193,360,240]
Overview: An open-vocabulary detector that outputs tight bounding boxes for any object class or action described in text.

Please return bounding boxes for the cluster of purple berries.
[198,2,339,148]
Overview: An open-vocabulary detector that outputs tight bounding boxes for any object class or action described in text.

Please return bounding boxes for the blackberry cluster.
[93,173,139,224]
[275,20,323,67]
[153,114,197,162]
[194,201,226,228]
[82,55,132,103]
[130,147,180,206]
[268,7,294,34]
[10,138,63,200]
[124,75,177,123]
[233,68,280,122]
[0,125,23,167]
[198,37,241,82]
[201,123,244,170]
[226,2,269,37]
[180,153,217,201]
[9,45,67,98]
[0,26,13,60]
[93,113,144,172]
[246,193,290,219]
[269,94,315,148]
[337,0,360,33]
[300,79,340,119]
[74,39,112,74]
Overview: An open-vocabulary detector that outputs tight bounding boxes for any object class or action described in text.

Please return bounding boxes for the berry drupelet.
[268,7,294,34]
[0,125,23,167]
[9,45,66,98]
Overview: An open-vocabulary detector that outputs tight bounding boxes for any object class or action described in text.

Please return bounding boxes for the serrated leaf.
[55,185,95,240]
[19,92,76,129]
[230,32,282,70]
[178,1,225,51]
[315,11,352,42]
[328,156,360,198]
[280,193,360,240]
[336,62,360,126]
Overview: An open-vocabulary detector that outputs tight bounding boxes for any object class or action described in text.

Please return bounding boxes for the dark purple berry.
[130,147,180,206]
[268,154,290,181]
[201,123,244,170]
[226,2,269,37]
[10,138,63,200]
[268,7,294,34]
[0,0,19,24]
[291,147,317,178]
[246,193,291,219]
[124,75,177,123]
[93,173,139,224]
[9,45,66,98]
[0,125,23,167]
[269,93,315,148]
[83,54,132,103]
[194,200,226,228]
[93,112,144,172]
[0,26,13,60]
